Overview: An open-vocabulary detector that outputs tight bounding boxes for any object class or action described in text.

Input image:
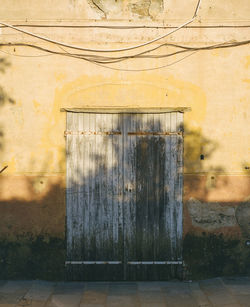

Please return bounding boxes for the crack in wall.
[91,0,107,18]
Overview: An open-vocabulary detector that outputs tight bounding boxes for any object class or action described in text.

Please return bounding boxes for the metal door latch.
[125,183,133,192]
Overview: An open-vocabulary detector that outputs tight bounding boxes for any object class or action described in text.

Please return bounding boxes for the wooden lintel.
[61,107,191,114]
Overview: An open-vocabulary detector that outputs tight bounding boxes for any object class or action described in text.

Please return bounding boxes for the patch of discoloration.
[184,175,250,203]
[0,175,65,240]
[86,0,163,19]
[0,235,65,280]
[187,198,237,230]
[236,202,250,237]
[183,233,250,279]
[244,55,250,69]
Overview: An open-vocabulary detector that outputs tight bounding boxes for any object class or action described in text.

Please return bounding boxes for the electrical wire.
[0,19,194,53]
[92,51,199,72]
[1,39,250,63]
[56,42,199,71]
[0,46,52,57]
[1,38,250,72]
[0,0,202,53]
[193,0,202,18]
[1,24,250,29]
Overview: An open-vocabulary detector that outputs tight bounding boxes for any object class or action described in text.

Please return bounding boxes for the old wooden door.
[65,111,183,281]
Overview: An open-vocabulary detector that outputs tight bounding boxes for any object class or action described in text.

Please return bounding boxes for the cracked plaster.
[86,0,163,19]
[187,199,237,230]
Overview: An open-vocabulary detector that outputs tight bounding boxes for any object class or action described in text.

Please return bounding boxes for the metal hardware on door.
[125,183,133,192]
[65,261,122,265]
[127,261,183,265]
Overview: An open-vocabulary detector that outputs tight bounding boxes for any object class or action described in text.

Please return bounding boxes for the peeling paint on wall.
[187,198,237,230]
[86,0,163,19]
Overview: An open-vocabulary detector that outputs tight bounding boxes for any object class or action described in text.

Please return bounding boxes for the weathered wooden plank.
[88,112,97,268]
[154,114,172,279]
[73,112,82,260]
[111,113,119,253]
[79,113,94,280]
[170,113,178,266]
[112,113,124,280]
[154,114,164,273]
[61,107,191,113]
[123,113,137,280]
[157,113,171,280]
[98,113,108,280]
[67,112,80,262]
[94,113,106,280]
[155,137,166,279]
[162,114,171,254]
[105,113,114,262]
[66,112,73,263]
[82,112,90,263]
[135,113,148,280]
[144,113,155,279]
[176,112,183,266]
[75,112,84,261]
[100,113,108,260]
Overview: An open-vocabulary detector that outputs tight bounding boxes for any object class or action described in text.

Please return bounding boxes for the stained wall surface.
[0,0,249,279]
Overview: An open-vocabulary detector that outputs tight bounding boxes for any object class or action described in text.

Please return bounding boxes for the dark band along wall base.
[65,112,183,281]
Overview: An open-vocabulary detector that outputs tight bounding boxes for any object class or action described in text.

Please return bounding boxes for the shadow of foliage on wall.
[0,177,66,280]
[181,125,250,279]
[183,232,250,280]
[0,57,15,157]
[0,113,249,281]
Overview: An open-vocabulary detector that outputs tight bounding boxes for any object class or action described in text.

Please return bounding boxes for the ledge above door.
[60,107,191,114]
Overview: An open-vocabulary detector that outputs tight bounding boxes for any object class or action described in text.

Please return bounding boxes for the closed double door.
[66,111,183,280]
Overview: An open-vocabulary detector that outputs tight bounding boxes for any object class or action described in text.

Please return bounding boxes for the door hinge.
[64,130,121,136]
[65,261,122,265]
[127,261,182,265]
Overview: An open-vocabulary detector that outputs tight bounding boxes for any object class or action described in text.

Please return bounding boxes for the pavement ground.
[0,277,249,307]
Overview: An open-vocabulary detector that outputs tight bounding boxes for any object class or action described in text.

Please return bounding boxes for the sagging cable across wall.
[0,0,202,53]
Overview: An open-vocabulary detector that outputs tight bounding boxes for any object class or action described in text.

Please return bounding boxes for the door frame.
[63,107,189,280]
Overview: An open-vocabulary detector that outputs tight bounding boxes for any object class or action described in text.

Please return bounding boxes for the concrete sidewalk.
[0,277,249,307]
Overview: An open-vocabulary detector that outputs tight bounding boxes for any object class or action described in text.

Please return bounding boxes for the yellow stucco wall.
[0,0,249,239]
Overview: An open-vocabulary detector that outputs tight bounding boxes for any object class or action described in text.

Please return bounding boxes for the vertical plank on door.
[136,113,148,280]
[76,113,84,260]
[152,114,166,279]
[112,114,123,279]
[88,113,97,273]
[66,112,79,279]
[170,112,180,277]
[81,112,90,280]
[176,112,184,267]
[66,112,73,265]
[123,113,137,280]
[159,113,172,280]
